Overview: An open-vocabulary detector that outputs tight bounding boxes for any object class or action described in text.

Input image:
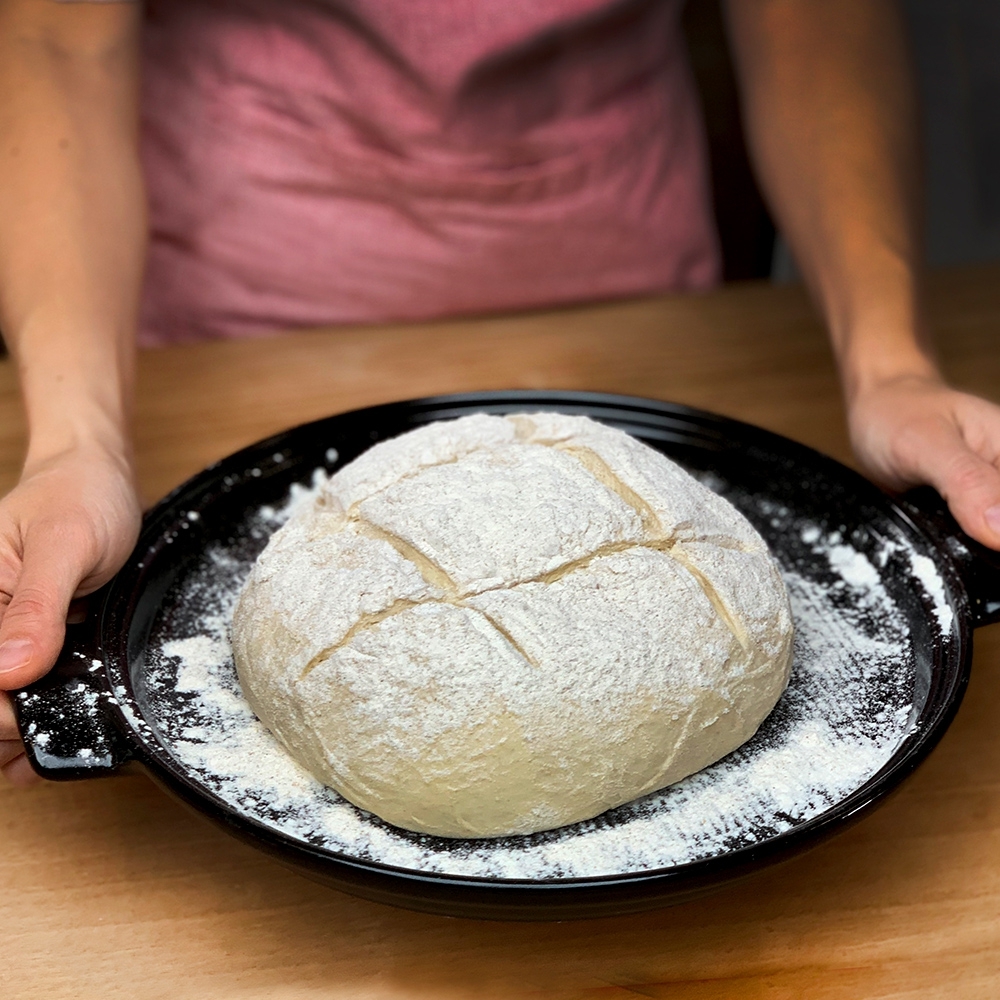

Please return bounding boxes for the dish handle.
[900,486,1000,629]
[12,591,134,780]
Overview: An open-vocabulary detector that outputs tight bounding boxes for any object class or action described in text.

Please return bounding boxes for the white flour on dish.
[139,477,941,879]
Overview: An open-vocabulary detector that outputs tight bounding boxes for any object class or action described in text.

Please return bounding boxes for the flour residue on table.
[139,477,935,880]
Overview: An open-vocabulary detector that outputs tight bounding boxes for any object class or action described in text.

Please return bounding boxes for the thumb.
[912,424,1000,550]
[0,527,88,690]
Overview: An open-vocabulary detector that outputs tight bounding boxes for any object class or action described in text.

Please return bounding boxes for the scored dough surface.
[232,413,794,838]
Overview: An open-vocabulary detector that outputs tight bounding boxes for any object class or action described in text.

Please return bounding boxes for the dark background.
[681,0,776,282]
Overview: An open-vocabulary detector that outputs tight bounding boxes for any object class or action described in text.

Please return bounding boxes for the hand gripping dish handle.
[900,486,1000,629]
[12,589,134,780]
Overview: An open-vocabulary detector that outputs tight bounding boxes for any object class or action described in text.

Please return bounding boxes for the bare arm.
[725,0,1000,547]
[0,0,144,782]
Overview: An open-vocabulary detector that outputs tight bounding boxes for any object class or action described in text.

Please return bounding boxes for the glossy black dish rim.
[16,391,984,918]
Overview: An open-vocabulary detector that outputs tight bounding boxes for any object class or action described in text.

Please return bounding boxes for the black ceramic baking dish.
[13,391,1000,920]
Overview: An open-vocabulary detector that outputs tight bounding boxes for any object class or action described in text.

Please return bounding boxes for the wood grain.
[2,265,1000,999]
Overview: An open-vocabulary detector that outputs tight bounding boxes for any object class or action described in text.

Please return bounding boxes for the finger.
[2,752,42,787]
[0,694,44,786]
[0,691,18,740]
[0,740,24,769]
[0,525,92,690]
[909,422,1000,549]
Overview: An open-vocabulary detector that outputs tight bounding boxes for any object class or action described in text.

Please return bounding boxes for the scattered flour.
[826,544,882,591]
[909,551,955,633]
[131,466,953,880]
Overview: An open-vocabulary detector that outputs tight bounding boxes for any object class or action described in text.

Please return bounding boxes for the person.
[2,0,1000,786]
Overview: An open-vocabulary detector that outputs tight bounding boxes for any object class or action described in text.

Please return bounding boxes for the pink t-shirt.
[137,0,719,344]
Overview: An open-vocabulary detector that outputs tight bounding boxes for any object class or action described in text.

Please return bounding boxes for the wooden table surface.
[2,265,1000,999]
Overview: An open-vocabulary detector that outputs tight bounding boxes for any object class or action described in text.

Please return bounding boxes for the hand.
[848,374,1000,549]
[0,443,141,785]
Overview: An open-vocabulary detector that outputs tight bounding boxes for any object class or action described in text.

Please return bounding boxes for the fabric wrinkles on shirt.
[131,0,720,343]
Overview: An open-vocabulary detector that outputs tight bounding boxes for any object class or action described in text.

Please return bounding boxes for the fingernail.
[986,505,1000,534]
[0,640,33,675]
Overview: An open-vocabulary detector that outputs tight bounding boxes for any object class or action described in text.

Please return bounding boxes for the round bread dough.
[231,413,794,838]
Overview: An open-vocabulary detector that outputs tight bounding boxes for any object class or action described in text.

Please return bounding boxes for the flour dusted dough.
[231,413,794,838]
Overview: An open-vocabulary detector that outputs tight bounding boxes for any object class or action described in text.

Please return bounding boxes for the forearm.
[724,0,933,400]
[0,0,144,469]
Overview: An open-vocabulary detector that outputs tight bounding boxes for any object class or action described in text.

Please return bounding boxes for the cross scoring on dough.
[297,434,748,682]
